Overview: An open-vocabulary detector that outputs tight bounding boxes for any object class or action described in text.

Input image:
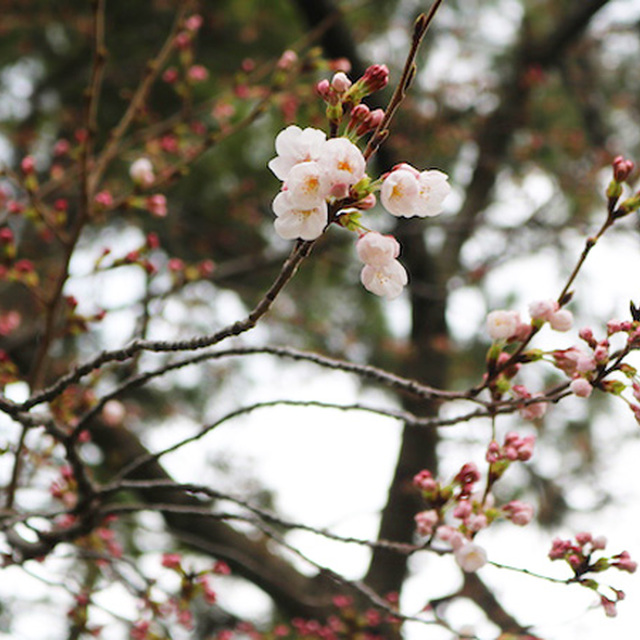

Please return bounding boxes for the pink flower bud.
[413,469,437,492]
[161,553,182,569]
[174,31,191,50]
[185,14,203,32]
[94,190,113,208]
[315,79,331,100]
[486,440,501,463]
[517,435,536,461]
[147,194,167,217]
[415,509,439,536]
[277,49,298,70]
[575,532,592,545]
[187,64,209,82]
[570,377,593,398]
[53,139,70,156]
[612,155,634,182]
[591,535,607,550]
[503,500,534,526]
[578,326,596,346]
[453,500,472,519]
[549,537,572,560]
[331,71,352,93]
[466,513,488,532]
[357,193,377,210]
[361,64,389,94]
[612,551,637,573]
[437,525,465,550]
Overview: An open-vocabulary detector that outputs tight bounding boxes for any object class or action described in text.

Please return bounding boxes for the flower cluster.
[412,450,536,573]
[486,298,573,343]
[548,533,636,617]
[355,231,407,299]
[267,66,451,299]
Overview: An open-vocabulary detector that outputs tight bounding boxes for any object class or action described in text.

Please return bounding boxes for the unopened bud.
[331,71,352,93]
[361,64,389,94]
[612,155,634,182]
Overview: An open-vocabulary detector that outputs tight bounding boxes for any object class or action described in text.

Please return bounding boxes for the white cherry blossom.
[486,309,520,341]
[129,157,155,186]
[268,125,327,181]
[381,163,450,217]
[360,259,408,299]
[356,232,400,267]
[284,161,330,208]
[454,542,487,572]
[272,191,327,241]
[317,137,366,188]
[380,167,419,216]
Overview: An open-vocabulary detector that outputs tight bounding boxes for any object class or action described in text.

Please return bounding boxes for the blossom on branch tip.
[381,164,450,217]
[454,542,487,572]
[570,377,593,398]
[360,260,408,299]
[612,551,637,573]
[130,158,155,186]
[612,155,634,182]
[272,191,328,241]
[359,63,389,95]
[486,310,521,341]
[549,308,573,332]
[331,71,352,93]
[147,194,167,217]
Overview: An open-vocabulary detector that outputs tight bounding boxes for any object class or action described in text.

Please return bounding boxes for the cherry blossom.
[268,125,327,181]
[529,298,557,322]
[284,161,330,208]
[360,260,408,299]
[317,137,366,188]
[454,542,487,572]
[130,157,155,186]
[381,163,450,217]
[356,232,400,267]
[272,191,328,241]
[549,308,573,332]
[486,309,521,341]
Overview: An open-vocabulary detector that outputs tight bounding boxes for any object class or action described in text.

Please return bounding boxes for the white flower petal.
[356,232,400,267]
[380,168,420,217]
[272,192,327,241]
[360,260,408,299]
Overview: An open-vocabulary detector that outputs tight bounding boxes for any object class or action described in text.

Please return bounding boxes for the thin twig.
[363,0,443,162]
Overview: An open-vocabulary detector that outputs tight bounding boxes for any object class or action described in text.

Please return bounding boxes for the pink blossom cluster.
[486,298,573,343]
[486,431,536,464]
[548,533,636,617]
[411,434,542,573]
[549,531,638,575]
